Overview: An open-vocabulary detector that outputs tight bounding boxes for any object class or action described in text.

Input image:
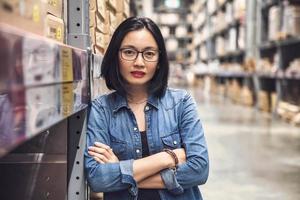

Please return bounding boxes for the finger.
[88,146,111,159]
[88,151,109,163]
[94,142,111,151]
[94,156,105,164]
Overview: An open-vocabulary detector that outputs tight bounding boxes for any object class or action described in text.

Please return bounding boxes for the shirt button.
[145,106,149,111]
[136,149,140,154]
[133,127,138,131]
[173,141,177,145]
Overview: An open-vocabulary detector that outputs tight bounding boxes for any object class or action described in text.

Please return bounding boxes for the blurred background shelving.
[1,0,300,200]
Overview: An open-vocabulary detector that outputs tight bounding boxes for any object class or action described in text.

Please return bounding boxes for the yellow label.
[60,47,73,82]
[62,83,74,117]
[49,0,57,7]
[32,5,40,22]
[56,27,62,40]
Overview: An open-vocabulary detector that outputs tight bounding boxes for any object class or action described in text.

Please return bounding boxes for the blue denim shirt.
[85,88,209,200]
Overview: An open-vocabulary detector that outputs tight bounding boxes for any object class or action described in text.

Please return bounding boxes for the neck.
[126,86,148,104]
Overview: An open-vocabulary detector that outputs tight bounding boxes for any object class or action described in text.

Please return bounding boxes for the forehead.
[121,29,158,49]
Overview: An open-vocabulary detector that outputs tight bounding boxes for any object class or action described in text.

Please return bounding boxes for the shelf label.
[60,47,73,82]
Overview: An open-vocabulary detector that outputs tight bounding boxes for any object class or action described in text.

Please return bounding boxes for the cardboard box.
[45,14,64,43]
[90,0,97,11]
[0,0,46,35]
[258,91,270,112]
[109,11,124,29]
[97,0,106,20]
[96,12,110,34]
[90,10,96,28]
[95,31,110,48]
[108,0,124,12]
[45,0,63,18]
[123,0,130,17]
[93,44,105,55]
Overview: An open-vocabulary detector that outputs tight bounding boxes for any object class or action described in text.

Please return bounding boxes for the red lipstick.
[131,71,145,78]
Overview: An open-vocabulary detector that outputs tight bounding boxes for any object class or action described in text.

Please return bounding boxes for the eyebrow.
[120,45,158,51]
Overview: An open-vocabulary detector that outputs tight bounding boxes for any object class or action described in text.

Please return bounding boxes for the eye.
[122,49,136,56]
[143,50,156,58]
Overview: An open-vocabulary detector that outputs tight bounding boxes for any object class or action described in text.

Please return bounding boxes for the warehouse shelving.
[190,0,300,125]
[0,0,93,199]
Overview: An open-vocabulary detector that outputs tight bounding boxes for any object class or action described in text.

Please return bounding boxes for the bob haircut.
[101,16,169,97]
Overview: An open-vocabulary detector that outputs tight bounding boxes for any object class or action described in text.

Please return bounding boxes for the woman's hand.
[88,142,119,164]
[173,148,186,165]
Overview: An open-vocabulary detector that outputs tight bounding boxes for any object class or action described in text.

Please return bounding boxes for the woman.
[85,17,209,200]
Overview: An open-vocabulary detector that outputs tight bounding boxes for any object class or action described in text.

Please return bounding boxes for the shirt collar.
[112,92,159,113]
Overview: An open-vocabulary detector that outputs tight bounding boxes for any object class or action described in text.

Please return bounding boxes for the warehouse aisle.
[187,86,300,200]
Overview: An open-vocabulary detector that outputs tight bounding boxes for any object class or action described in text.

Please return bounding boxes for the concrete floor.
[188,87,300,200]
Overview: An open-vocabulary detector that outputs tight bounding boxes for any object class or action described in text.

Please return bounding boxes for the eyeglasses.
[119,47,160,62]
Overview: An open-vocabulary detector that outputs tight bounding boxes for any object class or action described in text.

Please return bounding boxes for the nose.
[134,52,145,67]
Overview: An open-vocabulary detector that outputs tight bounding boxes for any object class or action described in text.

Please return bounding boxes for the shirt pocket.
[110,135,127,160]
[161,130,182,149]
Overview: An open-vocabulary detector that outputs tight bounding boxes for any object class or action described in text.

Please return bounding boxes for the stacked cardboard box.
[90,0,129,54]
[0,0,65,43]
[240,86,254,106]
[277,101,300,126]
[258,90,270,112]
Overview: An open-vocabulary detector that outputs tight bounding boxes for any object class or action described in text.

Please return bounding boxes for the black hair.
[101,16,169,97]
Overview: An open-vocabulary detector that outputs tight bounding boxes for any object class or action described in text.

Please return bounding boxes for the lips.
[131,71,146,78]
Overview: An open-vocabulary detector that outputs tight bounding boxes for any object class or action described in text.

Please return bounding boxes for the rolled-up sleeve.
[84,100,137,195]
[161,93,209,193]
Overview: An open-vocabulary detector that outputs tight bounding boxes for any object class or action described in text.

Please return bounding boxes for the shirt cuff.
[120,159,138,196]
[160,168,184,195]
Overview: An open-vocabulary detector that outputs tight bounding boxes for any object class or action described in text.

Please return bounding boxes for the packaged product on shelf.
[283,4,300,38]
[73,80,89,112]
[228,27,237,52]
[158,13,179,25]
[166,38,178,52]
[244,58,256,72]
[238,25,245,50]
[241,86,254,106]
[72,48,88,81]
[22,37,60,86]
[207,0,217,15]
[175,25,187,38]
[216,36,225,56]
[258,90,270,112]
[285,58,300,78]
[233,0,246,20]
[26,84,61,135]
[271,92,277,112]
[160,26,170,38]
[277,101,300,123]
[225,2,234,25]
[45,14,64,43]
[268,6,280,41]
[216,11,226,32]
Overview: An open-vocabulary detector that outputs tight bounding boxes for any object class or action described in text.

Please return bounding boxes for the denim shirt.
[85,88,209,200]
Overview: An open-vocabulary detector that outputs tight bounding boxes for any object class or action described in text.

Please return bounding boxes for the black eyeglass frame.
[119,47,161,62]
